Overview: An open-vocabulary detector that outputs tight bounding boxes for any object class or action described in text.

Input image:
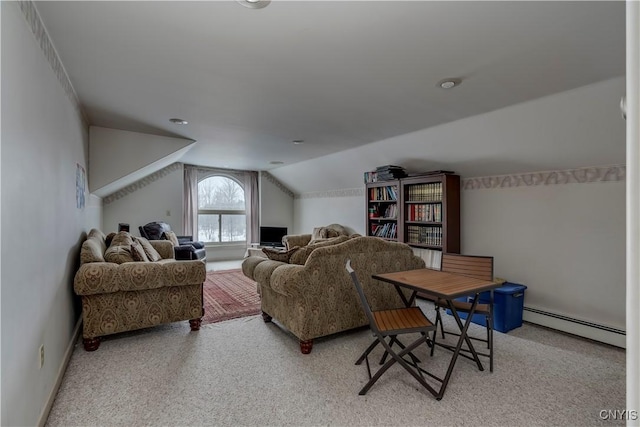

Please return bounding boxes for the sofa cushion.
[164,231,180,246]
[80,233,106,264]
[111,231,134,247]
[262,246,300,262]
[130,240,150,262]
[104,245,135,264]
[134,236,162,262]
[289,235,350,265]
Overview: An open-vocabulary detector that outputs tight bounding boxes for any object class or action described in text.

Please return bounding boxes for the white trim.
[523,306,625,348]
[37,317,83,427]
[626,0,640,420]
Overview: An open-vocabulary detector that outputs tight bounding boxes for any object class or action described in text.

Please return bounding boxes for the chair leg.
[487,314,494,372]
[434,306,446,339]
[356,339,382,366]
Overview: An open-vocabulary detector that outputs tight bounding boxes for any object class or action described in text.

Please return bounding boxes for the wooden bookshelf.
[364,172,460,253]
[365,180,399,241]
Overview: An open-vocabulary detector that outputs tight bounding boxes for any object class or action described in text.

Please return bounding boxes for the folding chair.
[346,260,443,398]
[432,254,495,371]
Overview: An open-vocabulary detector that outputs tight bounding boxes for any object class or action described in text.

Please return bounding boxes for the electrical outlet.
[39,344,44,369]
[166,210,171,217]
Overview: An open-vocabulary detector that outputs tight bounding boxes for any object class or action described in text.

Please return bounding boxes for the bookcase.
[365,172,460,254]
[365,180,399,241]
[401,173,460,253]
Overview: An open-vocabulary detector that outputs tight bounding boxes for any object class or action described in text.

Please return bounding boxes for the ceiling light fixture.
[437,78,462,89]
[270,161,284,165]
[292,140,304,145]
[169,118,188,125]
[236,0,271,9]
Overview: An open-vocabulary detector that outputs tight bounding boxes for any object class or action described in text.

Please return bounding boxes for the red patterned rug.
[201,269,261,326]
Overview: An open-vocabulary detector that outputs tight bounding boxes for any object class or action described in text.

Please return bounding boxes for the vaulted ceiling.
[35,1,625,176]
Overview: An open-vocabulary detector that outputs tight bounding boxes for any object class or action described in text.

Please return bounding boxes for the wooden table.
[372,268,499,399]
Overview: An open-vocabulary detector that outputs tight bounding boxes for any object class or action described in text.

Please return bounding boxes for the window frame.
[197,174,247,245]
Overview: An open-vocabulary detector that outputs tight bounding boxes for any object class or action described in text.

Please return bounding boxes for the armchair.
[139,221,206,261]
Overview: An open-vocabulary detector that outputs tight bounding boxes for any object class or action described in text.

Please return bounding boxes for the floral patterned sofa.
[74,229,206,351]
[242,235,425,354]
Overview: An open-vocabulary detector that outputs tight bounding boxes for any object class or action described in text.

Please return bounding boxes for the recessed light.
[270,161,284,165]
[236,0,271,9]
[169,118,188,125]
[292,140,304,145]
[437,78,462,89]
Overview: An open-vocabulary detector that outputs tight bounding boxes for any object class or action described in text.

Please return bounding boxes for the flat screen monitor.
[259,226,287,247]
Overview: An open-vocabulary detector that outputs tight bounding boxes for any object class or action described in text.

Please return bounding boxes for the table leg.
[437,296,484,399]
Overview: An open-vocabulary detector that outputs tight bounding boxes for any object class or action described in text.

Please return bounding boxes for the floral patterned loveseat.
[74,229,206,351]
[242,235,425,354]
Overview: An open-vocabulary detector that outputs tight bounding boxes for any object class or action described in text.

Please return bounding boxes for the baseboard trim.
[523,306,626,348]
[37,316,82,427]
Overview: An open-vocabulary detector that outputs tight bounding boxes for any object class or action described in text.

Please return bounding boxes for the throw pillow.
[104,244,135,264]
[262,246,300,263]
[134,236,162,262]
[320,227,340,239]
[105,232,117,247]
[163,231,180,247]
[289,235,350,265]
[80,237,106,264]
[111,231,134,247]
[130,240,150,262]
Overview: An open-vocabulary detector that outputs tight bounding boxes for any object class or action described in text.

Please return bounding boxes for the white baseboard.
[37,317,82,427]
[523,306,626,348]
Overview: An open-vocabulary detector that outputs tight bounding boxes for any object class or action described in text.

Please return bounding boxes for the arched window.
[197,176,246,243]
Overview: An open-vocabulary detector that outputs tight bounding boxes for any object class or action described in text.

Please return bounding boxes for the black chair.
[432,254,495,371]
[139,221,206,261]
[345,260,443,398]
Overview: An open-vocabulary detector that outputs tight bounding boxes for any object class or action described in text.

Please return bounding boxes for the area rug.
[201,269,261,326]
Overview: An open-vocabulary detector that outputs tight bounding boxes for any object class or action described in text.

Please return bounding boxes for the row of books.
[372,204,397,219]
[406,182,443,202]
[371,223,397,239]
[406,203,442,222]
[369,186,398,201]
[406,225,443,247]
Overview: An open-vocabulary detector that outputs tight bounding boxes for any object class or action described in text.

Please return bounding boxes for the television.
[259,226,288,247]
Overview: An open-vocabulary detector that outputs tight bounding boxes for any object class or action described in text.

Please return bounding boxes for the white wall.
[462,181,626,331]
[102,164,184,235]
[1,3,100,425]
[293,193,363,235]
[259,172,294,233]
[284,78,626,344]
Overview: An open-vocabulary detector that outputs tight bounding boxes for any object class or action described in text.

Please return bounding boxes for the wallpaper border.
[103,163,182,205]
[461,165,626,190]
[261,171,294,198]
[19,1,88,125]
[296,188,364,199]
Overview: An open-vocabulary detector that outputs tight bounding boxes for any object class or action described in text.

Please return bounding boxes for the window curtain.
[183,165,198,238]
[184,164,259,246]
[244,171,259,245]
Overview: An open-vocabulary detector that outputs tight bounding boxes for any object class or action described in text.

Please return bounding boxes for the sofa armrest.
[283,234,312,250]
[74,262,121,295]
[150,240,175,259]
[269,264,307,297]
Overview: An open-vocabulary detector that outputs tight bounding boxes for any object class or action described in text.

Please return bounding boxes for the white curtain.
[183,165,198,238]
[184,164,259,246]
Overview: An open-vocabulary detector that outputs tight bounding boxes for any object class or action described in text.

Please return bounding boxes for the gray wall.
[1,3,101,425]
[259,172,294,235]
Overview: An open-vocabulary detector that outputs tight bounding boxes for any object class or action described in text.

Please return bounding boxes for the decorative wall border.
[19,1,88,126]
[462,165,626,190]
[103,163,182,204]
[261,171,294,198]
[296,188,364,199]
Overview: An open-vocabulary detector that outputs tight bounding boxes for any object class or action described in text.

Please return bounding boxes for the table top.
[372,268,499,300]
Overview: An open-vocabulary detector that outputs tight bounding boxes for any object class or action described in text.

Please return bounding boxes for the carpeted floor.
[46,299,625,426]
[201,269,261,325]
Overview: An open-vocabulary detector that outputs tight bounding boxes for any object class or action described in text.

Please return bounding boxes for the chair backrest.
[441,253,493,281]
[139,221,172,240]
[345,260,379,332]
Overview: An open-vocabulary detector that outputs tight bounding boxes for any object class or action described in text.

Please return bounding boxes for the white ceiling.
[35,1,625,174]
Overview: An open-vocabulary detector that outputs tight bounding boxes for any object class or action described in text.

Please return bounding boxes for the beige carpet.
[46,300,625,426]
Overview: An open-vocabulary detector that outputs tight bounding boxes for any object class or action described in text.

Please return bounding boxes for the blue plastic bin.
[446,282,527,333]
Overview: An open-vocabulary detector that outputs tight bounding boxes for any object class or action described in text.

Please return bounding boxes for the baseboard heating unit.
[523,306,626,348]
